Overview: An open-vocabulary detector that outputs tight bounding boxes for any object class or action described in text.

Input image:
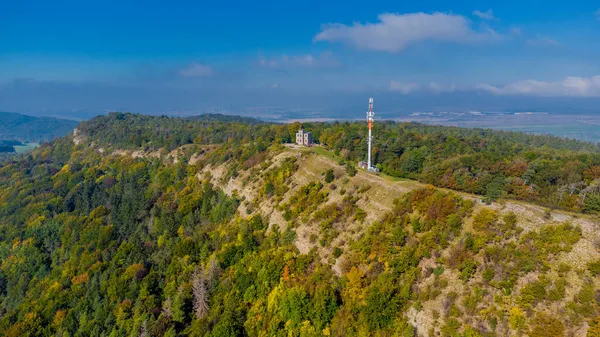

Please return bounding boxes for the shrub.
[547,278,566,301]
[558,263,571,274]
[503,212,517,227]
[325,169,335,183]
[463,286,484,314]
[528,312,564,337]
[411,217,421,233]
[518,278,549,308]
[569,284,596,318]
[589,260,600,276]
[458,259,477,282]
[520,223,581,258]
[473,208,498,231]
[462,325,483,337]
[353,209,367,223]
[440,318,461,337]
[345,163,357,177]
[333,247,343,258]
[464,232,486,253]
[446,244,470,269]
[509,306,526,330]
[588,317,600,337]
[482,268,495,282]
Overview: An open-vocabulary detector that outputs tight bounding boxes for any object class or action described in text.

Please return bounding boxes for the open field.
[13,142,39,153]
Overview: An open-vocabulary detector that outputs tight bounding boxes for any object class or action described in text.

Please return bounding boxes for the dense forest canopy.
[0,113,600,336]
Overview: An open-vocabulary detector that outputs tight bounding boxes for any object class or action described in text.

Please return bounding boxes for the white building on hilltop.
[295,129,313,146]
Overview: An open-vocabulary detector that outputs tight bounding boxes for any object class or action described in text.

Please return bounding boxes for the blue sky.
[1,0,600,118]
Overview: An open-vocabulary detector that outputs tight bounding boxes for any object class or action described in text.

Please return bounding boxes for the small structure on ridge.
[295,129,314,146]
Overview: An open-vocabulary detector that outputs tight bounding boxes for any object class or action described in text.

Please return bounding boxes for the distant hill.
[0,111,78,142]
[186,113,265,124]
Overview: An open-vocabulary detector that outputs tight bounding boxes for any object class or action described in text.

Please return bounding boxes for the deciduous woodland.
[1,113,600,336]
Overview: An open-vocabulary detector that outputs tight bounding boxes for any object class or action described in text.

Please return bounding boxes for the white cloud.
[389,81,459,94]
[473,9,495,20]
[259,52,338,68]
[389,81,420,94]
[428,82,457,93]
[596,9,600,18]
[287,54,317,67]
[526,37,559,47]
[510,27,521,35]
[178,63,213,77]
[314,12,501,52]
[259,59,279,68]
[477,76,600,97]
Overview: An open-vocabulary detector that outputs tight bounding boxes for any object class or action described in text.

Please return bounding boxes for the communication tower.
[367,97,375,171]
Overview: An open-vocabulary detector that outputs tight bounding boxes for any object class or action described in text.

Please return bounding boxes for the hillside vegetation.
[79,112,600,213]
[0,113,600,336]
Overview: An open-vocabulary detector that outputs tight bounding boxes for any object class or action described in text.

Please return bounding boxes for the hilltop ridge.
[0,111,77,142]
[76,113,600,214]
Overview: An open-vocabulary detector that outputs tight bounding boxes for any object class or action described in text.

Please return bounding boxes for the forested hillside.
[0,112,77,142]
[78,112,600,213]
[1,113,600,336]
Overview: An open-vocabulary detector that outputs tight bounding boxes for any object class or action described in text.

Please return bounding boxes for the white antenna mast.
[367,97,374,171]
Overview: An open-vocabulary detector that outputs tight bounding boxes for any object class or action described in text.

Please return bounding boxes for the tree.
[193,266,209,319]
[140,320,148,337]
[484,175,505,204]
[162,297,173,318]
[206,255,220,289]
[583,193,600,214]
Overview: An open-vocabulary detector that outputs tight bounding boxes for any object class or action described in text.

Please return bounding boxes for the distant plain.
[395,113,600,143]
